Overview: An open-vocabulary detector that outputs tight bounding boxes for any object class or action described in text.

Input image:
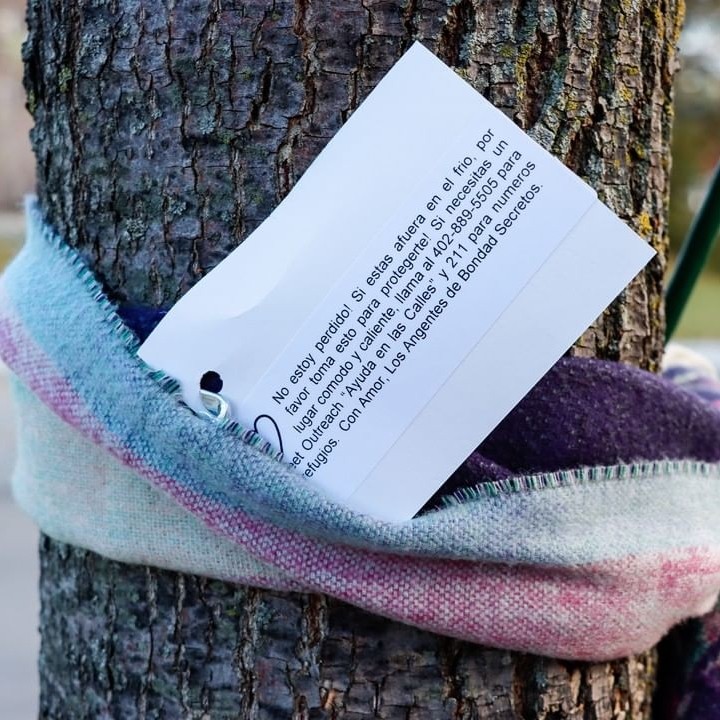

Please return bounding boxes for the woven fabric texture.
[4,200,720,661]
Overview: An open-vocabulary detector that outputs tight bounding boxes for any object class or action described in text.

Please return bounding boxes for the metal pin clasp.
[199,388,231,422]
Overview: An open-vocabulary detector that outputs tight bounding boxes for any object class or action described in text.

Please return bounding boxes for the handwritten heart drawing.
[253,414,285,456]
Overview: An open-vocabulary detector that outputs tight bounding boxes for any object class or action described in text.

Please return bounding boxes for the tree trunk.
[23,0,682,717]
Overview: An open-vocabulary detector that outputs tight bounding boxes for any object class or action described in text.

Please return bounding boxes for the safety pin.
[199,388,231,422]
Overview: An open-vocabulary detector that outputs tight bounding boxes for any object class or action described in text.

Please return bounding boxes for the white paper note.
[139,43,655,522]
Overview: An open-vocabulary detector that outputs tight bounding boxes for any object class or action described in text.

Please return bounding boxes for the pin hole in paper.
[200,370,224,394]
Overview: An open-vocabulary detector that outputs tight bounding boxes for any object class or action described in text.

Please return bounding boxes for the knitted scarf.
[4,200,720,669]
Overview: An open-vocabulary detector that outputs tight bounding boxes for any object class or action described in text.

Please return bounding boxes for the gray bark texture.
[22,0,683,717]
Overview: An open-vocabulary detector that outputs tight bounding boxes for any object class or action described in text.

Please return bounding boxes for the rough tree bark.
[23,0,683,717]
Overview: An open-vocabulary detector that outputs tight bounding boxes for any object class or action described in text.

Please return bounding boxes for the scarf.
[4,199,720,665]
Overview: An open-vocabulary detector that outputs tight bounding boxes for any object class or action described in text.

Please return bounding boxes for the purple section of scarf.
[432,355,720,506]
[479,356,720,467]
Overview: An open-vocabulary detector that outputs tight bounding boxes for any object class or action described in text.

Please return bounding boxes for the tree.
[23,0,683,716]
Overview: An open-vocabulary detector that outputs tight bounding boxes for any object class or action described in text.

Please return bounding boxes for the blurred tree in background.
[669,0,720,273]
[0,0,33,211]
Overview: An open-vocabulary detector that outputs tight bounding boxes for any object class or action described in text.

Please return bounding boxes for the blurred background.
[669,0,720,337]
[0,0,719,716]
[0,0,30,263]
[1,3,39,718]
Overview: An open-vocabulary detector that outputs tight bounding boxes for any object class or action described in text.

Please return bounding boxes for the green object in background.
[666,161,720,340]
[674,273,720,338]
